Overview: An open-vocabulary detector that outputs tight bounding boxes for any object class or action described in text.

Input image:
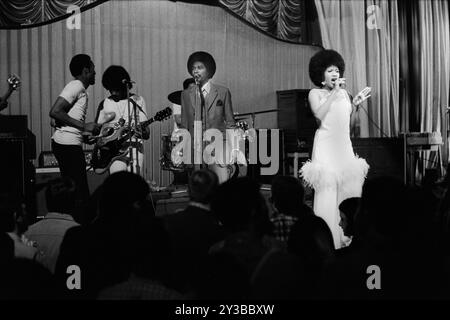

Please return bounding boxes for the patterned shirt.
[270,213,298,242]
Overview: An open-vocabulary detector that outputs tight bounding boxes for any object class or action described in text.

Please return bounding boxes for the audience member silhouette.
[163,169,224,295]
[97,214,181,300]
[199,177,298,299]
[319,176,448,299]
[55,172,155,299]
[26,177,80,273]
[287,214,335,297]
[270,175,314,243]
[0,194,58,299]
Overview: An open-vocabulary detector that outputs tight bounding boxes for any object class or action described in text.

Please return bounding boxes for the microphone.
[122,79,136,84]
[332,78,346,89]
[193,74,201,85]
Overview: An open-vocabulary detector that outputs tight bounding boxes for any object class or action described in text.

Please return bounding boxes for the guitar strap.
[94,99,105,123]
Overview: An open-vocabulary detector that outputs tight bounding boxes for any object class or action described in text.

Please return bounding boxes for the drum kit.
[161,90,280,179]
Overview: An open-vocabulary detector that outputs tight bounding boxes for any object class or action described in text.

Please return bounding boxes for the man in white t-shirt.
[49,54,99,207]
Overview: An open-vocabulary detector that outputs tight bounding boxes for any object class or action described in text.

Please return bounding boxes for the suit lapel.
[206,84,218,112]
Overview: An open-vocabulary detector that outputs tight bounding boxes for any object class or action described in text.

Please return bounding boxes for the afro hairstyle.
[102,65,132,92]
[309,49,345,87]
[187,51,216,78]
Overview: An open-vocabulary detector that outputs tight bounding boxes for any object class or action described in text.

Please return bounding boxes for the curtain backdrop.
[0,0,108,29]
[417,0,450,166]
[314,0,400,138]
[219,0,306,43]
[0,0,321,187]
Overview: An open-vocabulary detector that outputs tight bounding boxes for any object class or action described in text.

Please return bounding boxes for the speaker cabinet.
[35,168,108,217]
[277,89,318,153]
[351,138,404,181]
[0,138,36,222]
[0,139,28,197]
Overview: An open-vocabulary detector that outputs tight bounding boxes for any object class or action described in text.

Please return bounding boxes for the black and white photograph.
[0,0,449,309]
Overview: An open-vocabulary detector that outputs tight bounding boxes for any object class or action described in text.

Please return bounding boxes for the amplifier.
[38,150,93,168]
[35,167,108,217]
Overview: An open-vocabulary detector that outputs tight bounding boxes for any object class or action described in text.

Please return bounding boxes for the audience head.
[359,176,407,238]
[211,177,272,237]
[270,175,306,217]
[338,197,361,237]
[0,193,26,233]
[45,177,77,215]
[188,169,219,204]
[98,172,151,221]
[288,215,335,269]
[309,49,345,87]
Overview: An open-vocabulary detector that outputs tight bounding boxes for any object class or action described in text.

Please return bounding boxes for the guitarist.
[95,65,149,175]
[50,54,99,209]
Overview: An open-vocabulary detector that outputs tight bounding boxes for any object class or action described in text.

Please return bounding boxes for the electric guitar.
[90,107,172,174]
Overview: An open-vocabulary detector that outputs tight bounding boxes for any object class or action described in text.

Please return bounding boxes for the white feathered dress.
[300,90,369,249]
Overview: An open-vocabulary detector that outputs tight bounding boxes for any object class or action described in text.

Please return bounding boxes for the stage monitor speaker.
[0,139,33,197]
[0,138,36,222]
[34,168,108,217]
[351,137,404,181]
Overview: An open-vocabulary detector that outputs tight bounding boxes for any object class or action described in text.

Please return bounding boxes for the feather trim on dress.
[299,155,369,192]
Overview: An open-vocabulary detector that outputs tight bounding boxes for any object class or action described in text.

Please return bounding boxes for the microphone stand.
[125,81,138,175]
[133,89,141,176]
[193,77,205,170]
[199,81,207,170]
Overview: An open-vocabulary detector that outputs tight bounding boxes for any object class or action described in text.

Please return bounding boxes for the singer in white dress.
[300,50,371,249]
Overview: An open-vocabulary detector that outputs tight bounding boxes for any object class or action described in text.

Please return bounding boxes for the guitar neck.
[140,118,155,128]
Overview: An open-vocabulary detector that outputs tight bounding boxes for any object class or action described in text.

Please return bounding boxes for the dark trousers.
[51,140,89,204]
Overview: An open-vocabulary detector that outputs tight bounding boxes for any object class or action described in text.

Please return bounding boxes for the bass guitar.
[90,107,172,174]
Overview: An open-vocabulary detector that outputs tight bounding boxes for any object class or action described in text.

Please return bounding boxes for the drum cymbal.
[168,90,182,105]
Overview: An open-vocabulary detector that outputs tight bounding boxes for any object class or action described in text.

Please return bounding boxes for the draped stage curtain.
[218,0,306,43]
[0,0,321,186]
[0,0,108,29]
[315,0,450,172]
[314,0,400,138]
[416,0,450,165]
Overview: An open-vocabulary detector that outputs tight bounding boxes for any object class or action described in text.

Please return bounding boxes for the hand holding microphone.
[332,78,346,91]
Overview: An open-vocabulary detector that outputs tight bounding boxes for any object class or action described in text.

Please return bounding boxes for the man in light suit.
[180,51,236,183]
